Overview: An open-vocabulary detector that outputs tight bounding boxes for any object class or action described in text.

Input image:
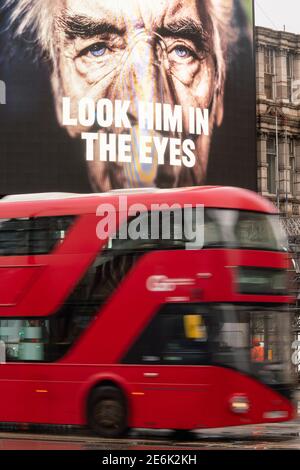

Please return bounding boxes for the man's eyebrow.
[57,13,126,40]
[157,18,211,44]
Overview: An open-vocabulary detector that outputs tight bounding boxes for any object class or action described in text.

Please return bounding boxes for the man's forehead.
[60,0,205,29]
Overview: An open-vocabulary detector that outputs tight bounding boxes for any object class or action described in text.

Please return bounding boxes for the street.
[0,420,300,450]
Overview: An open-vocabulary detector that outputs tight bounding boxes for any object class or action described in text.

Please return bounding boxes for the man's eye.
[174,45,192,58]
[86,43,107,57]
[168,45,195,62]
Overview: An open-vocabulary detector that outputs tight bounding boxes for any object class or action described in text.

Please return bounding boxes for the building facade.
[256,26,300,353]
[256,26,300,214]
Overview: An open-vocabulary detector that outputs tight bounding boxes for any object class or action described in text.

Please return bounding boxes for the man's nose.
[115,34,168,121]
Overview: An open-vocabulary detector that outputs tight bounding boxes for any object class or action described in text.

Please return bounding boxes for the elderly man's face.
[53,0,224,190]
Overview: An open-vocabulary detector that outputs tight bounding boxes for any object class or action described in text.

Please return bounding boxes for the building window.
[264,48,275,99]
[267,137,276,194]
[287,53,294,102]
[290,139,295,195]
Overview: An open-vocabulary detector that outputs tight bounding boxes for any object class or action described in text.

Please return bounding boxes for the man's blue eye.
[89,44,107,57]
[174,46,191,58]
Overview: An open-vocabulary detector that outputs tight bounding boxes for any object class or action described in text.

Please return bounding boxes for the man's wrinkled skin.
[52,0,227,191]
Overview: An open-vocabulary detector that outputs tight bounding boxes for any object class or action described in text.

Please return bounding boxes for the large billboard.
[0,0,255,194]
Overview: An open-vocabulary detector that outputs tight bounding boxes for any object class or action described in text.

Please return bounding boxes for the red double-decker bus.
[0,186,296,437]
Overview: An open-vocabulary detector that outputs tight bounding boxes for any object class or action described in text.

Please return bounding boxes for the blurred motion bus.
[0,186,296,437]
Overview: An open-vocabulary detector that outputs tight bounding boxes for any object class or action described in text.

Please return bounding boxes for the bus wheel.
[88,386,127,438]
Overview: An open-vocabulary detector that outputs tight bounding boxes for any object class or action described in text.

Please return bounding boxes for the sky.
[255,0,300,34]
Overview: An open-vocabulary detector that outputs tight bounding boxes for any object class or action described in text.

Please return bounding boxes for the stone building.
[256,26,300,214]
[256,26,300,349]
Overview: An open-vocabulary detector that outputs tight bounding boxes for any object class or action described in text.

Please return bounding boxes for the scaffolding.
[280,216,300,378]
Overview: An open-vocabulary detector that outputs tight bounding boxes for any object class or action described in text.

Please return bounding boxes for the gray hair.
[208,0,240,90]
[2,0,58,61]
[2,0,241,70]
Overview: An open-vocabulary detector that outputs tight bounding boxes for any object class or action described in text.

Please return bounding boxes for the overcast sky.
[255,0,300,34]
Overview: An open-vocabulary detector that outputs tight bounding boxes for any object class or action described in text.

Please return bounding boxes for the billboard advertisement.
[0,0,255,194]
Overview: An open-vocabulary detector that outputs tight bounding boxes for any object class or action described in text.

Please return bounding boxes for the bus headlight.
[230,395,250,414]
[237,267,287,295]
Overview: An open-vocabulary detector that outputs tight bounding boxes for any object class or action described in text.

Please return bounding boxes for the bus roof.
[0,186,277,217]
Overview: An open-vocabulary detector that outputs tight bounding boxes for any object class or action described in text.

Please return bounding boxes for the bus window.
[0,319,46,361]
[0,340,5,363]
[0,216,75,256]
[203,211,223,247]
[250,312,285,363]
[205,209,287,251]
[235,212,278,250]
[104,208,286,254]
[160,314,210,364]
[122,306,211,365]
[105,210,188,252]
